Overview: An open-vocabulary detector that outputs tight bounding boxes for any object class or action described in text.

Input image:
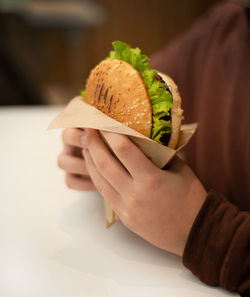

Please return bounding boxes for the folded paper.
[49,96,197,226]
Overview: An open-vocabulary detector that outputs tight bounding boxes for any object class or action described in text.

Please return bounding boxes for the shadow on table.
[51,193,200,288]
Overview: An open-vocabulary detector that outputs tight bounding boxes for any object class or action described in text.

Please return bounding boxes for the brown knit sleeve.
[183,190,250,296]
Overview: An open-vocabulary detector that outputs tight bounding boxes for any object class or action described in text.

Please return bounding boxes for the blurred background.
[0,0,222,106]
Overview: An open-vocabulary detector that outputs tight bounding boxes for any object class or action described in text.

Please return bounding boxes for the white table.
[0,106,238,297]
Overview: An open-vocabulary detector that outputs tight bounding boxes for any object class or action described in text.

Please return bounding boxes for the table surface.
[0,106,238,297]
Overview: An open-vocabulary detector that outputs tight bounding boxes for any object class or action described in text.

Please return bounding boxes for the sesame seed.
[144,109,147,112]
[136,121,140,124]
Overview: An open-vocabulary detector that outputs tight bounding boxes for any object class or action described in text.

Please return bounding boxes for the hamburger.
[82,41,183,149]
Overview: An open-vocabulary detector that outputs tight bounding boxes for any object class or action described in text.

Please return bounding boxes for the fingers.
[100,130,157,181]
[60,128,97,192]
[62,128,85,158]
[82,148,121,214]
[85,129,132,194]
[65,174,96,191]
[58,153,88,175]
[62,128,85,148]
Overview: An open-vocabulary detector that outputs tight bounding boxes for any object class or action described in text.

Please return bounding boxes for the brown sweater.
[150,2,250,296]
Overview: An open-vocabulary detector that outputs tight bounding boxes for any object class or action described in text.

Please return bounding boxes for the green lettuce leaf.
[108,41,172,145]
[81,89,86,98]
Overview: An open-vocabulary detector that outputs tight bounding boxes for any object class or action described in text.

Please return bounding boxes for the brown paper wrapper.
[49,96,197,227]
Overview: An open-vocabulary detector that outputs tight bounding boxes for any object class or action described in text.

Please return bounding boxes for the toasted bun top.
[84,59,182,149]
[84,59,152,137]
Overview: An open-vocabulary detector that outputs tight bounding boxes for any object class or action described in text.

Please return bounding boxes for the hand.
[82,128,207,256]
[57,128,96,191]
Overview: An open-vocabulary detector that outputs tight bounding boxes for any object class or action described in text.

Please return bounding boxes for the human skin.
[58,128,207,256]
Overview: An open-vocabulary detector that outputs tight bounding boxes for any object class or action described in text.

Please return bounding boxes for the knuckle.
[144,174,159,191]
[128,197,142,210]
[62,128,70,144]
[115,139,130,154]
[62,128,80,146]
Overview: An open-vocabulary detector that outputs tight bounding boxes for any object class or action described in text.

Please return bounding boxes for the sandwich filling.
[82,41,173,145]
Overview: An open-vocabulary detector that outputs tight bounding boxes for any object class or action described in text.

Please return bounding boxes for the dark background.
[0,0,222,105]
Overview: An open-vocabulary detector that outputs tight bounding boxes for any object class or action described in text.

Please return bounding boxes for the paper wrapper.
[49,96,197,227]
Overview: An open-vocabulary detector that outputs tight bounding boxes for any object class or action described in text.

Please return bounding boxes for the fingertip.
[82,148,91,160]
[62,128,86,148]
[82,148,88,156]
